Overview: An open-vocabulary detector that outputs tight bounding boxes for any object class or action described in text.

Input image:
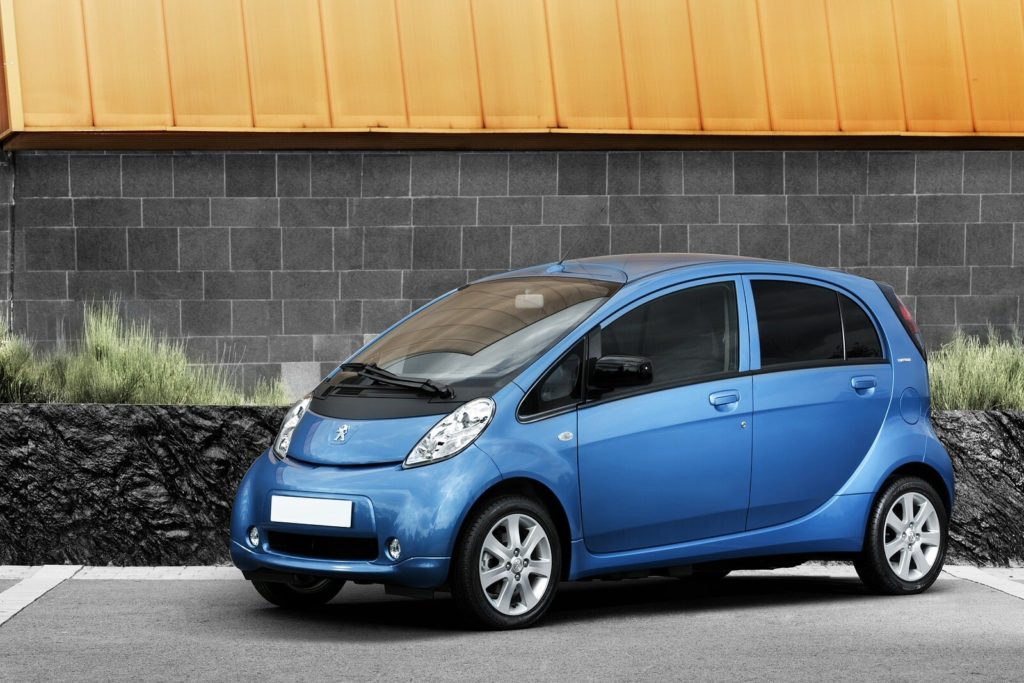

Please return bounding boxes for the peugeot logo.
[334,424,350,443]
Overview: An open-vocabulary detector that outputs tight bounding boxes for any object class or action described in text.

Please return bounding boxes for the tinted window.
[341,276,618,389]
[598,282,739,391]
[840,295,883,359]
[753,281,843,366]
[519,342,584,418]
[753,280,884,366]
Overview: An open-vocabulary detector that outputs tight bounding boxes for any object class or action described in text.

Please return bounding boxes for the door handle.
[709,390,740,407]
[851,376,877,392]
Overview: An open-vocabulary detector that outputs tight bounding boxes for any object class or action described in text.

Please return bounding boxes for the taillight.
[896,299,919,334]
[878,282,927,361]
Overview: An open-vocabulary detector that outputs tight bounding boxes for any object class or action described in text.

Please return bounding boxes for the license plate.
[270,495,353,528]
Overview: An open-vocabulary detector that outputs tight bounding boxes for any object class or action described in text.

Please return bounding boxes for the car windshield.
[343,276,619,388]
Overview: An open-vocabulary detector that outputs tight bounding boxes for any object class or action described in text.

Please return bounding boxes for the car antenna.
[557,231,584,266]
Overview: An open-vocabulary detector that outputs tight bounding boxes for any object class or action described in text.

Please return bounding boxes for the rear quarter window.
[840,295,884,359]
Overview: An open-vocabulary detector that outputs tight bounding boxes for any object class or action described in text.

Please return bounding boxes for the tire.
[450,495,562,630]
[252,576,345,608]
[855,476,948,595]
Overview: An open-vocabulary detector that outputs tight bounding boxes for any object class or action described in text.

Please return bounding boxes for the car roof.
[485,252,772,284]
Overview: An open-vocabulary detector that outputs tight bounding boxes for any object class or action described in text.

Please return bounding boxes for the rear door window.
[753,281,843,366]
[752,280,882,368]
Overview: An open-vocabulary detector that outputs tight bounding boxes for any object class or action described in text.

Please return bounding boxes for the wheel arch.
[878,462,953,515]
[452,477,574,582]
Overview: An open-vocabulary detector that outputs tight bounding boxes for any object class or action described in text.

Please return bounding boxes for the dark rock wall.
[0,405,1020,566]
[0,404,284,565]
[932,411,1024,566]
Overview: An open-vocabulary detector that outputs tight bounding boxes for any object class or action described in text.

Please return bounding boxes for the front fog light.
[386,538,401,560]
[247,526,260,547]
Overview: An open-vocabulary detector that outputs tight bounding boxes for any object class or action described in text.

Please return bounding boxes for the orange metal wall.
[2,0,1024,138]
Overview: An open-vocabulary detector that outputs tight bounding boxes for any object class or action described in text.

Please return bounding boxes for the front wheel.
[252,576,345,608]
[855,476,947,595]
[451,495,562,630]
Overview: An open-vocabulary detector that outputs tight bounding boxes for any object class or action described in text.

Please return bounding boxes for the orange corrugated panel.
[0,3,9,132]
[545,0,630,129]
[81,0,172,127]
[472,0,556,129]
[959,0,1024,132]
[242,0,331,128]
[396,0,482,129]
[757,0,837,131]
[616,0,700,131]
[320,0,407,128]
[891,0,973,132]
[163,0,252,128]
[12,0,92,127]
[688,0,770,131]
[825,0,905,132]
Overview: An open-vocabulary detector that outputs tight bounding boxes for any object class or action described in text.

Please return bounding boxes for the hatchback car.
[231,253,953,629]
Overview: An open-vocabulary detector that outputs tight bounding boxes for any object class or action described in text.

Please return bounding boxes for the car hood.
[285,408,445,466]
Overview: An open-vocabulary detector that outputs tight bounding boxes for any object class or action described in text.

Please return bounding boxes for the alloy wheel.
[478,513,553,616]
[883,492,942,581]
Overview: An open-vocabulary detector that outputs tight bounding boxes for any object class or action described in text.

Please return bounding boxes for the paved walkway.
[0,564,1022,681]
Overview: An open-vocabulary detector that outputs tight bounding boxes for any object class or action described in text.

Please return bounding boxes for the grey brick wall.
[6,150,1024,398]
[0,156,12,309]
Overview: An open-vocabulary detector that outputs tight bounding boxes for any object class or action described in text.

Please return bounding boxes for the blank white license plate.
[270,496,353,528]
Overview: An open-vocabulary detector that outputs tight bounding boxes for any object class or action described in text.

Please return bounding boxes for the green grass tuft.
[3,302,1019,411]
[929,327,1024,411]
[0,302,287,405]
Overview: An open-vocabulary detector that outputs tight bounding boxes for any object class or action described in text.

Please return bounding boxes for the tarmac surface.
[0,565,1022,682]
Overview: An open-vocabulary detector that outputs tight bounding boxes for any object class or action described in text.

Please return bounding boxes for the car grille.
[266,531,378,561]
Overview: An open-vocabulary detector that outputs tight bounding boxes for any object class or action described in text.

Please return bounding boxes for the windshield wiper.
[340,363,454,399]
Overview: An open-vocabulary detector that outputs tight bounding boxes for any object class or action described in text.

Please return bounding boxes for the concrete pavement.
[0,566,1022,682]
[987,568,1024,583]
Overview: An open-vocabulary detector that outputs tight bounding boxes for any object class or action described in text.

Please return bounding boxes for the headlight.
[404,398,495,468]
[273,394,311,458]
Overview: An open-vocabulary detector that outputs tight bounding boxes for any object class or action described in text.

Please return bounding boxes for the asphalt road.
[1,568,1023,682]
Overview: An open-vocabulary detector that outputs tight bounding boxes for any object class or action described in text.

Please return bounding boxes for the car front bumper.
[229,446,502,590]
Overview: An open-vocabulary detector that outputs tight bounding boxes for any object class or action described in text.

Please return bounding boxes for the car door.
[745,277,893,530]
[578,278,754,554]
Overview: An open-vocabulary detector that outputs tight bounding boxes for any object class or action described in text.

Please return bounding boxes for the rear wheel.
[451,495,562,630]
[855,476,947,595]
[252,576,345,608]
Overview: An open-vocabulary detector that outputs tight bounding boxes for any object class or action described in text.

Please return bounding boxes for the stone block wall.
[1,154,13,316]
[7,150,1024,397]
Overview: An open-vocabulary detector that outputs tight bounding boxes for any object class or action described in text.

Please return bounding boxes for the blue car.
[231,254,953,629]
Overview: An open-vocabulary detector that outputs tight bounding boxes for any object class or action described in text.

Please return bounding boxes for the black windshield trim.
[338,362,454,398]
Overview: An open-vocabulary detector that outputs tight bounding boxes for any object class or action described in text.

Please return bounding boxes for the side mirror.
[590,355,653,389]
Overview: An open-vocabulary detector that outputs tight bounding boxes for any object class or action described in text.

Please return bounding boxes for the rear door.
[745,277,892,530]
[578,278,754,553]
